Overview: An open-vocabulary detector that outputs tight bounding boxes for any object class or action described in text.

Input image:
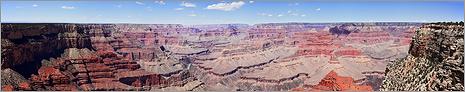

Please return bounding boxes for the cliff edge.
[381,22,464,91]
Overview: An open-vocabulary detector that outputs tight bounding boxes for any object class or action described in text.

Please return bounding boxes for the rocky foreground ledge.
[382,22,464,91]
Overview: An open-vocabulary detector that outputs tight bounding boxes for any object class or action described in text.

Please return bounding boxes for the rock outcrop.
[1,68,31,91]
[28,48,136,91]
[382,22,464,91]
[1,23,92,78]
[298,71,373,91]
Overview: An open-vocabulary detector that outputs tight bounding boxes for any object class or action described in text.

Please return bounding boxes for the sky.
[1,0,463,24]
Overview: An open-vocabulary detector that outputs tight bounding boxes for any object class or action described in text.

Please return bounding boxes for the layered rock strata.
[382,22,464,91]
[1,24,92,78]
[1,22,424,91]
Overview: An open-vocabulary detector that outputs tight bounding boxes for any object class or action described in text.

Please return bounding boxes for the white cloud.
[287,10,306,16]
[175,8,184,11]
[290,13,299,16]
[188,14,197,17]
[258,13,274,17]
[180,2,196,7]
[61,6,75,10]
[277,14,283,17]
[154,0,166,5]
[32,4,38,7]
[135,1,145,5]
[249,1,254,3]
[206,1,245,11]
[316,8,321,11]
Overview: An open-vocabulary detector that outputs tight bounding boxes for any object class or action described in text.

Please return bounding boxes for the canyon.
[0,22,441,91]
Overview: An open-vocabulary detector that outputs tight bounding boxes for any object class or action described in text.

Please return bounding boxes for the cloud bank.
[206,1,245,11]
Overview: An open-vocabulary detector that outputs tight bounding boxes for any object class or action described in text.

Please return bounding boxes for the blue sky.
[1,0,463,24]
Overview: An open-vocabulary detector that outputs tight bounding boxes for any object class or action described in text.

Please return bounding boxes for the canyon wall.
[1,22,426,91]
[1,23,92,78]
[1,23,195,91]
[382,22,464,91]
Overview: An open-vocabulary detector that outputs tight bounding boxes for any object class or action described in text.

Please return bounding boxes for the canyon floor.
[1,22,461,91]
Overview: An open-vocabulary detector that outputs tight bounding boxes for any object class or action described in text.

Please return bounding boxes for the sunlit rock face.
[1,22,422,91]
